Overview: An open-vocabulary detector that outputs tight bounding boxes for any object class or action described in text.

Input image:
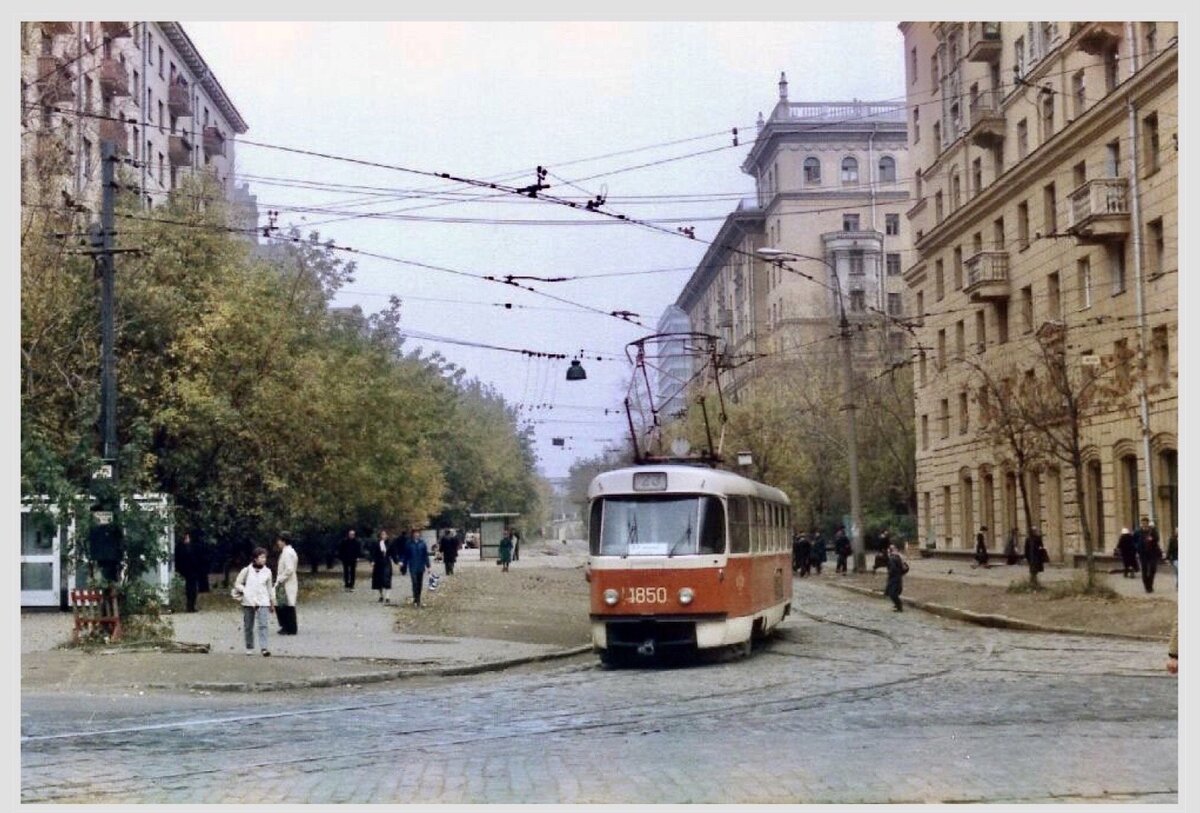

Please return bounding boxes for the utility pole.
[839,305,866,573]
[89,140,121,582]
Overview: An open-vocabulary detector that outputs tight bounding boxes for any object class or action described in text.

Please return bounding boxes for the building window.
[953,246,963,290]
[1106,139,1121,178]
[992,216,1005,250]
[1017,118,1029,159]
[940,399,950,439]
[975,309,987,351]
[972,157,983,195]
[878,155,896,183]
[158,46,165,78]
[1041,94,1055,142]
[951,170,961,209]
[1017,201,1029,250]
[1047,271,1061,320]
[886,253,901,276]
[1152,325,1170,385]
[841,157,859,184]
[82,137,93,178]
[885,213,900,235]
[1043,182,1057,235]
[955,320,966,358]
[1147,218,1165,276]
[919,350,928,386]
[1143,112,1160,175]
[912,107,920,143]
[1072,70,1086,118]
[1078,257,1093,309]
[921,415,929,449]
[803,157,821,184]
[1104,46,1119,92]
[1020,285,1033,332]
[935,260,945,301]
[1108,241,1127,294]
[937,329,947,369]
[996,300,1009,344]
[1073,160,1087,189]
[887,292,902,316]
[849,250,865,275]
[158,100,164,131]
[843,213,860,231]
[916,290,925,325]
[911,46,918,83]
[933,120,941,149]
[930,54,939,90]
[158,151,164,185]
[935,190,944,223]
[1014,36,1026,76]
[959,392,970,434]
[849,289,866,312]
[942,486,952,543]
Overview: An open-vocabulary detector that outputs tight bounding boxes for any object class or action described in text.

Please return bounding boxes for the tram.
[586,464,792,665]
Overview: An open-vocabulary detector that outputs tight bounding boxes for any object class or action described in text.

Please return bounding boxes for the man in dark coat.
[1004,528,1020,565]
[795,534,812,576]
[370,529,395,603]
[1115,527,1138,578]
[1135,517,1163,593]
[174,531,206,612]
[1024,528,1047,586]
[974,525,990,568]
[338,528,360,591]
[405,529,432,607]
[833,527,851,574]
[439,529,460,575]
[810,533,827,575]
[883,543,908,611]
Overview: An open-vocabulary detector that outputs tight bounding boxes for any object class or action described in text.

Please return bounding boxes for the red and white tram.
[586,464,792,664]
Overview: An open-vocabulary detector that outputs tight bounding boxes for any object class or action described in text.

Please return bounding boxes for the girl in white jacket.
[232,546,276,655]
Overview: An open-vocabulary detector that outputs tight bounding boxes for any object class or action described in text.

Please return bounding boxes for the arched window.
[841,156,859,184]
[878,155,897,183]
[803,157,821,184]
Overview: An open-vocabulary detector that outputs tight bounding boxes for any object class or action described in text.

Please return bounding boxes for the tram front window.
[591,496,725,556]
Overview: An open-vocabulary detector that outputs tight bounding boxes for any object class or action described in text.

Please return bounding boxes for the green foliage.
[1044,576,1120,601]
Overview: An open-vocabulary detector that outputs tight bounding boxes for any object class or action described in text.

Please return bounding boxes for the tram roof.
[587,465,789,504]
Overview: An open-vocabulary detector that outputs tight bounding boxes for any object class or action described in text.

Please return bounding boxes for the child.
[232,546,275,656]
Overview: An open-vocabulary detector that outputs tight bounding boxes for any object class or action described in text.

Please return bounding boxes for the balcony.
[97,118,129,156]
[168,134,193,166]
[202,126,226,157]
[35,56,76,105]
[1073,22,1122,55]
[968,91,1005,149]
[41,21,74,36]
[1067,178,1130,243]
[168,81,192,117]
[100,21,132,39]
[963,251,1010,301]
[97,57,129,97]
[966,22,1002,62]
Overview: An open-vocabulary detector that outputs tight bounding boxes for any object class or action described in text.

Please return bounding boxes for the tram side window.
[588,500,602,555]
[699,497,726,555]
[728,496,750,554]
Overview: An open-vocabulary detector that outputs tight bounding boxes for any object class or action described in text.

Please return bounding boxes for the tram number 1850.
[623,586,668,604]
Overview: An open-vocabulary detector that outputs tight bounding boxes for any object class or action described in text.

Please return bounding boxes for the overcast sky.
[182,20,906,478]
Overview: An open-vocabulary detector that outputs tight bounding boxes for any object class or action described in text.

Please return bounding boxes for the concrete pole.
[99,140,118,471]
[841,312,866,573]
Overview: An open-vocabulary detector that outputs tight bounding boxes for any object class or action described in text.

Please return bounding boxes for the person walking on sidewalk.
[499,528,515,572]
[1135,517,1163,594]
[440,529,459,575]
[883,543,908,612]
[232,546,275,656]
[274,533,299,635]
[833,527,851,574]
[1024,528,1048,587]
[810,532,827,575]
[405,531,432,607]
[1004,528,1020,566]
[338,528,360,591]
[974,526,990,568]
[175,531,206,613]
[1116,527,1139,578]
[1167,529,1178,587]
[371,529,395,604]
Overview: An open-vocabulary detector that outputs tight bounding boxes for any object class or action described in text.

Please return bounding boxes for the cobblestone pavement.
[21,580,1177,804]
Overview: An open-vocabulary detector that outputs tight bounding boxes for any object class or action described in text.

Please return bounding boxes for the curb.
[150,644,595,693]
[828,582,1169,642]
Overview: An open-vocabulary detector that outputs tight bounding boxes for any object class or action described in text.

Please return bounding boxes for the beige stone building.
[21,21,249,215]
[677,75,913,399]
[900,22,1177,560]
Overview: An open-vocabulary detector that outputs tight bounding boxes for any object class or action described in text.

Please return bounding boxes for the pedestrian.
[1135,516,1163,593]
[1024,527,1048,587]
[834,527,850,574]
[1166,529,1178,587]
[231,546,275,656]
[1167,618,1178,675]
[337,528,360,591]
[974,525,990,568]
[810,532,827,575]
[371,529,395,604]
[1004,527,1020,566]
[791,532,804,573]
[499,528,515,572]
[1116,527,1138,578]
[406,529,432,607]
[796,534,812,577]
[274,532,299,635]
[883,543,908,612]
[440,529,460,575]
[174,531,206,613]
[512,529,521,562]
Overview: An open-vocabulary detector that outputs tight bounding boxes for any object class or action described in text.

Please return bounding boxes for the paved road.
[21,581,1176,803]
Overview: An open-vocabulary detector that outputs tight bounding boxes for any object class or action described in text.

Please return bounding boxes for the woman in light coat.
[232,546,275,656]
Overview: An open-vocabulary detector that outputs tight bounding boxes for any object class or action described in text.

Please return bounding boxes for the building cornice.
[157,22,248,134]
[676,209,764,312]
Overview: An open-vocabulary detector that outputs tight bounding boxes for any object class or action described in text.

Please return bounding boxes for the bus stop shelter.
[469,513,521,561]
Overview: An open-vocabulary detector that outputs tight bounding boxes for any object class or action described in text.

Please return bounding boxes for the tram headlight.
[603,588,620,606]
[678,587,695,605]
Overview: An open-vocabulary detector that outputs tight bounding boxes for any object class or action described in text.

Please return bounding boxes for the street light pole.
[758,247,866,572]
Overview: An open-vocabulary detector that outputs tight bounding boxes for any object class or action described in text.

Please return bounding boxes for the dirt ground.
[841,571,1176,639]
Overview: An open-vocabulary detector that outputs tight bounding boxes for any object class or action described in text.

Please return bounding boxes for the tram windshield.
[590,495,726,556]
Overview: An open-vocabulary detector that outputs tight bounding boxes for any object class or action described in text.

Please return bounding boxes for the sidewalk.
[902,554,1177,602]
[21,554,589,695]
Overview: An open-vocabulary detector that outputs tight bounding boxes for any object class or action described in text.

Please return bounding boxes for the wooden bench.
[70,587,122,642]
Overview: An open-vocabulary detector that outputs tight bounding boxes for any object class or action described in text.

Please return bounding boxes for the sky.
[181,20,908,479]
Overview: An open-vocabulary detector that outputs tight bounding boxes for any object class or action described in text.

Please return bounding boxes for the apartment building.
[21,21,248,215]
[901,22,1177,561]
[676,75,913,401]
